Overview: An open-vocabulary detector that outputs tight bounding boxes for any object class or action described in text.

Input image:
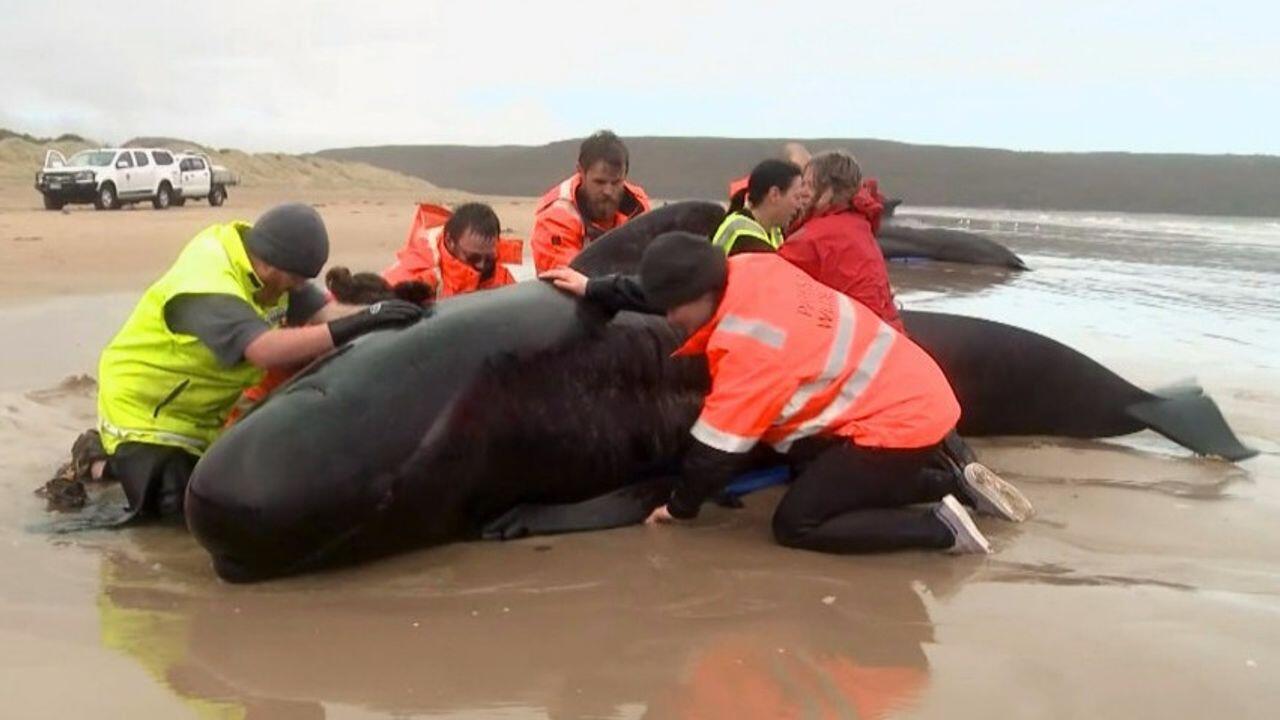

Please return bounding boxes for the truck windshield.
[66,151,117,167]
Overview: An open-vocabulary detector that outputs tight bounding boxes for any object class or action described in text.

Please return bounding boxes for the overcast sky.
[2,1,1276,154]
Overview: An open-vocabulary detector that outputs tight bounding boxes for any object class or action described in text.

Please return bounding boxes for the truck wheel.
[94,183,119,211]
[43,194,65,211]
[208,185,226,207]
[152,183,172,210]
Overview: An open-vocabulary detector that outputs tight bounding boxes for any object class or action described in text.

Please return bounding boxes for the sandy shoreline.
[1,185,1278,719]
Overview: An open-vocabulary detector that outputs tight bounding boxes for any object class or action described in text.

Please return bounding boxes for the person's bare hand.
[645,504,678,526]
[539,267,589,297]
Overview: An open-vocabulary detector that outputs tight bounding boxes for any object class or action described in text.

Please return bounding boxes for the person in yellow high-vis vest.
[711,159,806,256]
[62,203,423,521]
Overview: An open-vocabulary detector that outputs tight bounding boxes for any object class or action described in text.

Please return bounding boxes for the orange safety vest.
[383,202,521,298]
[531,174,651,273]
[675,254,959,452]
[727,174,749,204]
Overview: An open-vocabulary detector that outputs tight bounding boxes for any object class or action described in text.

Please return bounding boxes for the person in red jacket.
[531,130,651,273]
[780,150,904,331]
[383,201,520,298]
[543,233,1033,554]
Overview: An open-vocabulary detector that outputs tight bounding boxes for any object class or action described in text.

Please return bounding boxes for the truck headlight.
[75,171,95,183]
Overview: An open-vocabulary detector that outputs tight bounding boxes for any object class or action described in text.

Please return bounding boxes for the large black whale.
[185,202,1254,581]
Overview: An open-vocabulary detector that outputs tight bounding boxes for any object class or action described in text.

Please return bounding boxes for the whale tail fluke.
[1126,386,1257,462]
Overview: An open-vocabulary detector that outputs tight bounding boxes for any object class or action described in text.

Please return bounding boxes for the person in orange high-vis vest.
[531,130,651,273]
[383,201,522,298]
[542,232,1034,554]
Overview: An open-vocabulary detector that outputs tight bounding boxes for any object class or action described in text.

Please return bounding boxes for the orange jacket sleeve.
[531,206,584,274]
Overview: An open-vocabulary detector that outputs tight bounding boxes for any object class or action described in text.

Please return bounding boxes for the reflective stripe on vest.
[718,314,787,350]
[691,310,899,455]
[712,212,782,254]
[684,255,955,454]
[771,319,899,453]
[691,418,758,453]
[778,294,856,422]
[422,226,446,290]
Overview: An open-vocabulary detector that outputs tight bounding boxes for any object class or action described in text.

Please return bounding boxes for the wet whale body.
[902,312,1256,461]
[186,281,706,581]
[186,202,1254,581]
[877,222,1029,269]
[875,198,1028,269]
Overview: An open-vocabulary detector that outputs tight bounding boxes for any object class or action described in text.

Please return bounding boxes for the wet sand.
[1,192,1278,718]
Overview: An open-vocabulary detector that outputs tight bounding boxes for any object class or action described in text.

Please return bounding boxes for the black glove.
[327,300,425,346]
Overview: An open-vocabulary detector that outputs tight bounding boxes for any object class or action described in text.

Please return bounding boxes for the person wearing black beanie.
[541,231,728,338]
[244,202,331,279]
[57,202,423,524]
[539,232,1031,557]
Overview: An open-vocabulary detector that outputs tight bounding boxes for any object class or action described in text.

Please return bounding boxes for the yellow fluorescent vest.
[97,222,287,455]
[711,211,784,255]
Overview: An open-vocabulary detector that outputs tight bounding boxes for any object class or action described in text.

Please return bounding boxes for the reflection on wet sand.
[92,494,974,719]
[888,261,1022,301]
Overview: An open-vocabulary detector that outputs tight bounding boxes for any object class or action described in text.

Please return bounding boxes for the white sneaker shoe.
[960,462,1034,522]
[935,494,992,555]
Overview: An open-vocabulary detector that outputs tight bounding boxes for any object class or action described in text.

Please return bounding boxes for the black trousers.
[771,439,959,553]
[106,442,200,522]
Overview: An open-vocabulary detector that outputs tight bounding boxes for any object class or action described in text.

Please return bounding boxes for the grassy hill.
[319,137,1280,217]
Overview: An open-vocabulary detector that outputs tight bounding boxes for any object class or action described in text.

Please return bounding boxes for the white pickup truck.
[173,153,236,207]
[35,148,237,211]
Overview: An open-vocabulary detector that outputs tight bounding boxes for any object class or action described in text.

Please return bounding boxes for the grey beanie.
[245,203,330,278]
[639,231,728,311]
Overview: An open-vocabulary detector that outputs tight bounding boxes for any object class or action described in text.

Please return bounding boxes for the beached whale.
[186,280,704,581]
[902,312,1256,460]
[877,222,1029,269]
[875,196,1027,269]
[185,202,1253,581]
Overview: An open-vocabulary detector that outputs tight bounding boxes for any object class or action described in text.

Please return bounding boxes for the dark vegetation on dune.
[0,128,88,144]
[319,137,1280,217]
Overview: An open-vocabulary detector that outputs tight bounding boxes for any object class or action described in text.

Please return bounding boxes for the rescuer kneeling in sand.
[541,232,1034,554]
[43,203,423,519]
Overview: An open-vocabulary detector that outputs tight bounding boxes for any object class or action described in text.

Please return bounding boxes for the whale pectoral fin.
[1126,394,1258,462]
[480,478,674,541]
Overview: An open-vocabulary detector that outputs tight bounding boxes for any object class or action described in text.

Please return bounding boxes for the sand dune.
[1,133,437,204]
